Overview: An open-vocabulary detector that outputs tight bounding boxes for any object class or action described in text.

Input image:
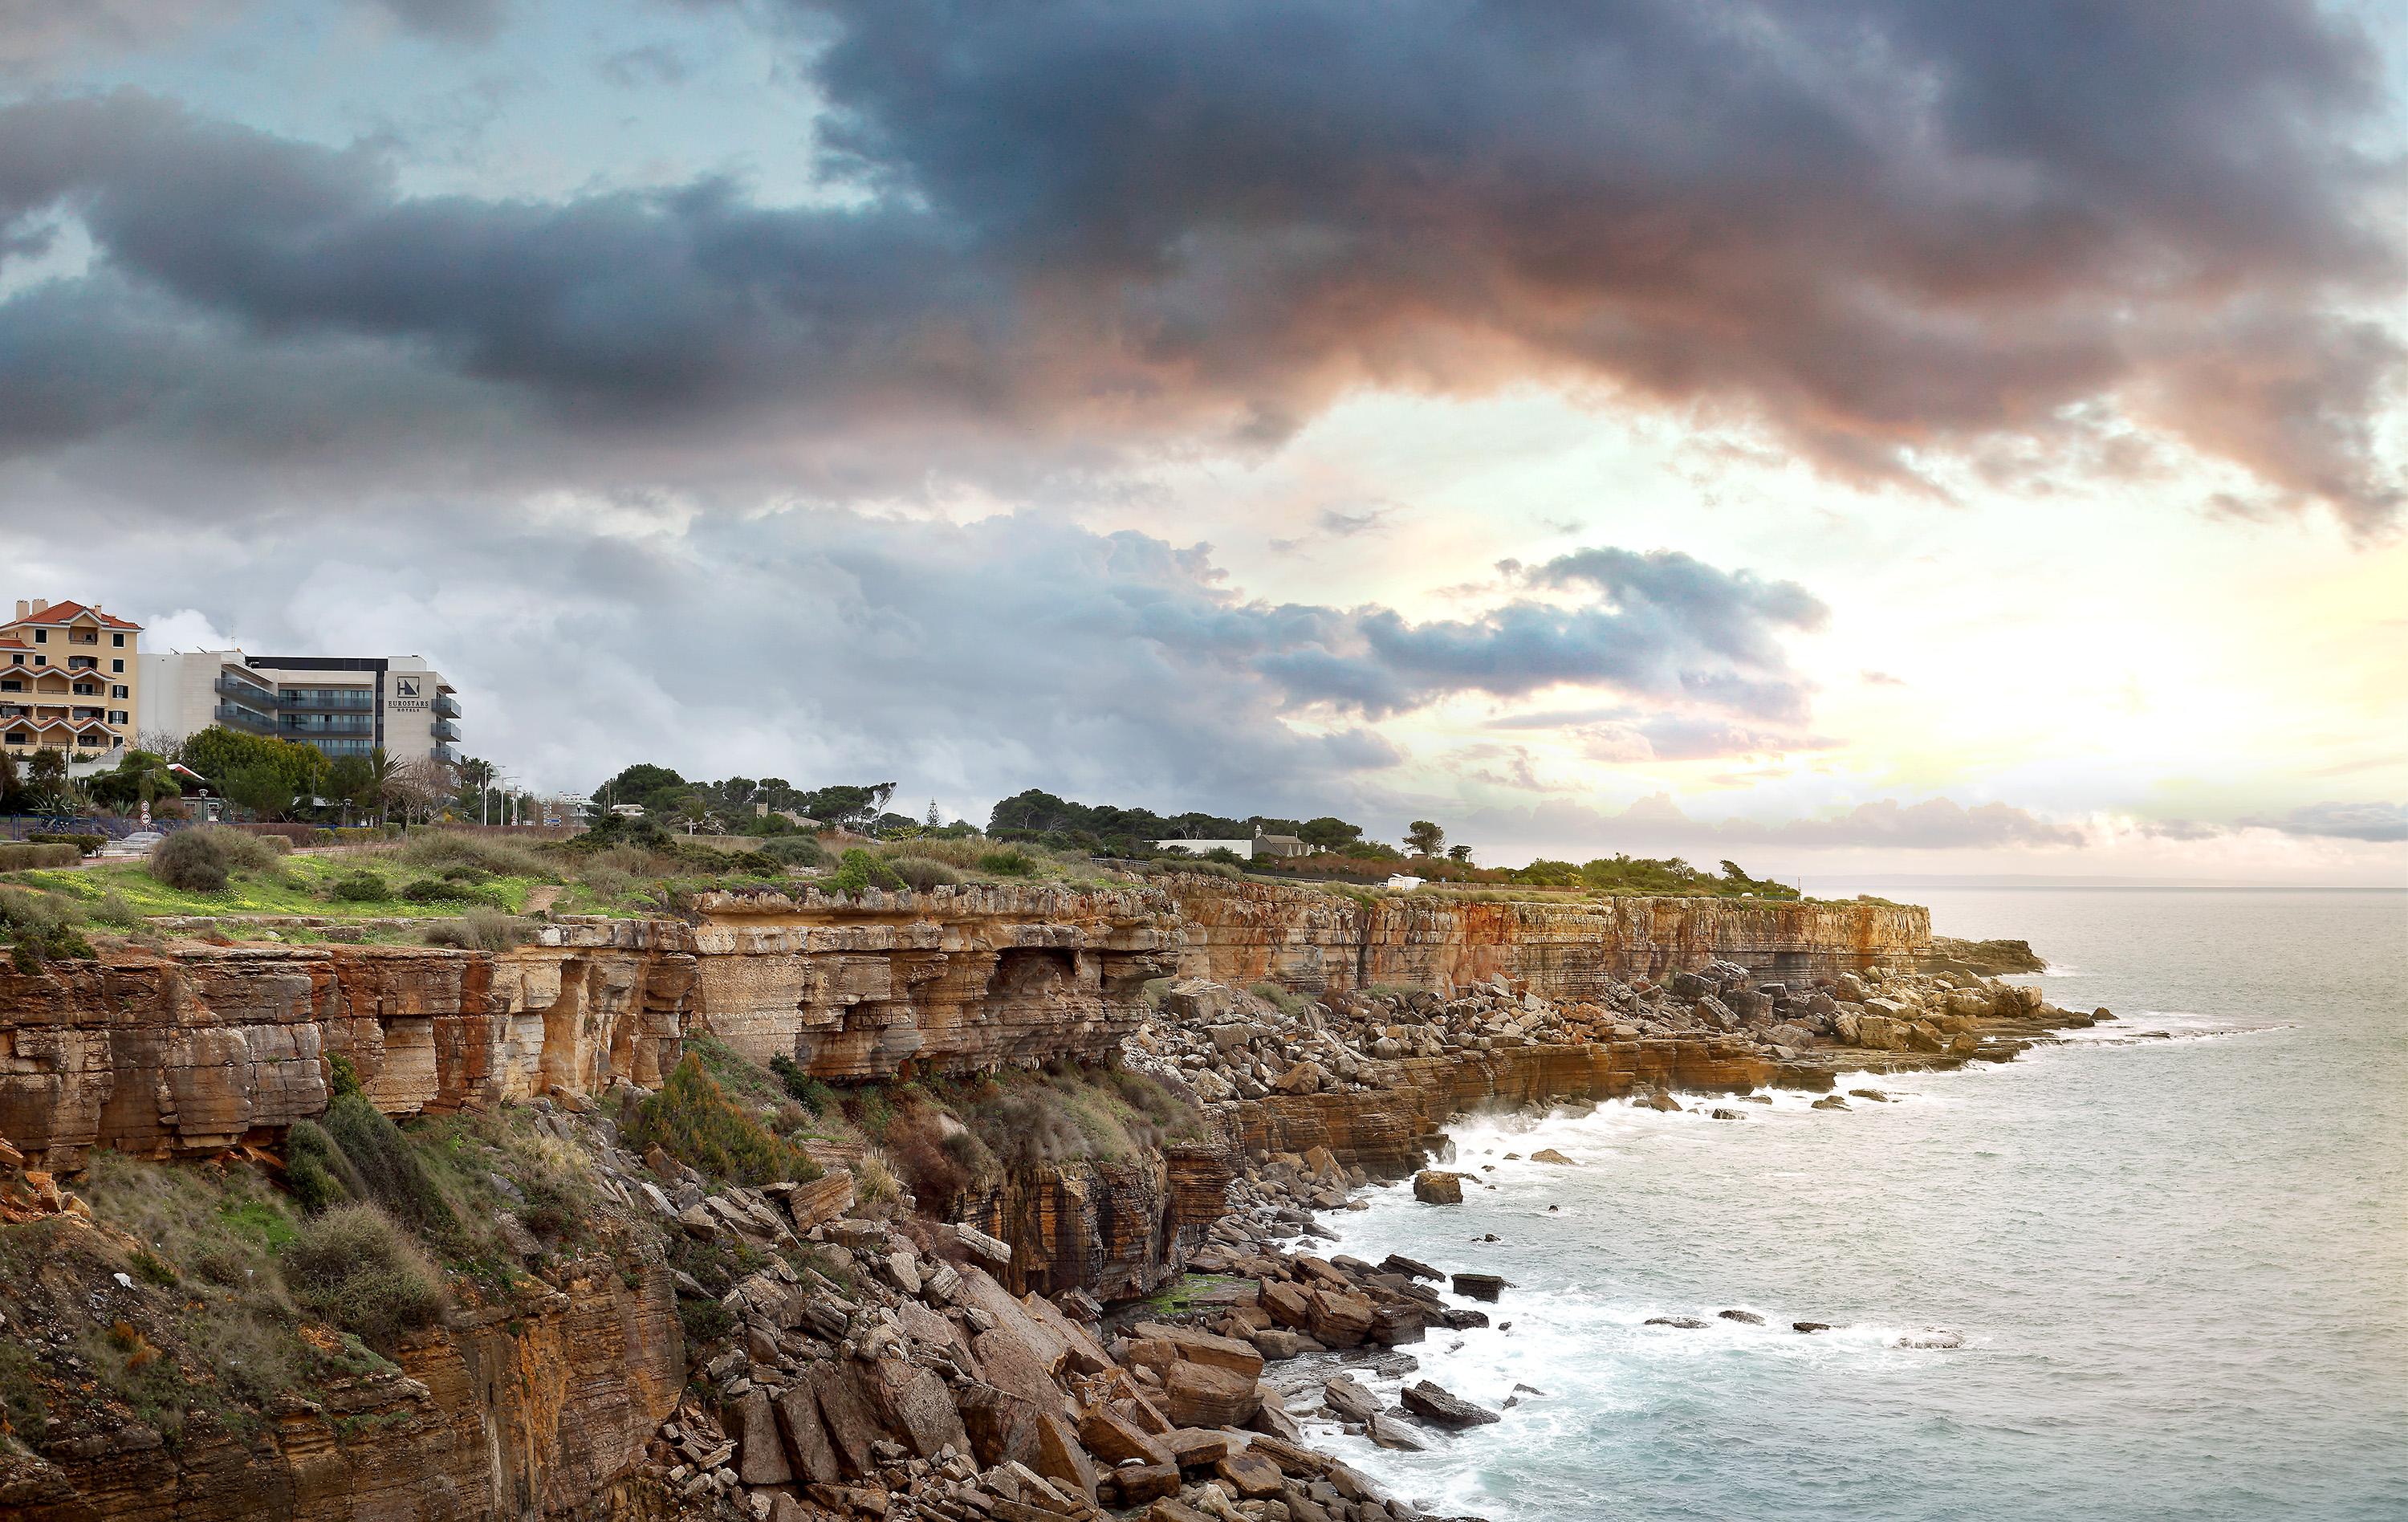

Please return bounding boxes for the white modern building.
[140,649,459,766]
[1155,837,1255,860]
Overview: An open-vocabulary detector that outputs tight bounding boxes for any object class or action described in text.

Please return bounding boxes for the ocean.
[1287,888,2408,1520]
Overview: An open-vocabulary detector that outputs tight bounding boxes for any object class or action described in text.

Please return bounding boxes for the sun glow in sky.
[2,0,2402,881]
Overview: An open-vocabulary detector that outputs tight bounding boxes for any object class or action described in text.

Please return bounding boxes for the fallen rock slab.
[1399,1380,1500,1428]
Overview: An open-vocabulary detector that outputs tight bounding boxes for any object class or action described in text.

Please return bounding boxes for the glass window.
[111,659,123,672]
[32,629,44,643]
[112,686,128,698]
[112,633,125,647]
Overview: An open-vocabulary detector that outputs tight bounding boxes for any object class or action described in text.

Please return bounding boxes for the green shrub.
[759,836,830,868]
[327,1053,364,1099]
[279,1204,446,1351]
[1250,980,1308,1017]
[829,848,905,895]
[284,1118,360,1213]
[393,832,555,880]
[627,1054,821,1186]
[421,907,531,951]
[977,847,1038,877]
[148,827,281,893]
[886,856,963,892]
[1,888,97,969]
[400,877,486,905]
[770,1055,838,1117]
[87,889,142,928]
[329,870,389,902]
[319,1094,460,1248]
[437,864,491,883]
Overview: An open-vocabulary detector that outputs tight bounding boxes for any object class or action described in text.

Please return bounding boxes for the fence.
[0,815,192,843]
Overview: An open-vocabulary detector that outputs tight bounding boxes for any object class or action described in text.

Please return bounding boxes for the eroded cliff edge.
[0,877,1971,1521]
[0,881,1924,1172]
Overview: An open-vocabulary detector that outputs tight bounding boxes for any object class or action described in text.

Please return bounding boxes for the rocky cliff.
[1165,881,1926,998]
[682,885,1180,1080]
[0,885,1182,1173]
[0,1252,683,1522]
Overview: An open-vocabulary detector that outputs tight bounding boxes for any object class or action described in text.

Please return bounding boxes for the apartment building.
[242,655,460,766]
[139,650,462,767]
[0,599,141,759]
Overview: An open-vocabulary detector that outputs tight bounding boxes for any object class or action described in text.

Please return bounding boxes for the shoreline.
[1104,955,2113,1521]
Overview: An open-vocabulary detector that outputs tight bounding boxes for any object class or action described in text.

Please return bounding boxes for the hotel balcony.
[282,714,374,735]
[431,718,462,742]
[214,702,276,734]
[433,693,461,718]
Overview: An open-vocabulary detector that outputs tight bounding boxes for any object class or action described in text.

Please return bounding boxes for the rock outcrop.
[0,886,1182,1171]
[683,884,1181,1079]
[1167,880,1927,997]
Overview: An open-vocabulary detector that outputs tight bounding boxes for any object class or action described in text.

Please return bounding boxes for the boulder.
[1259,1280,1314,1329]
[1108,1464,1183,1506]
[1307,1289,1374,1349]
[866,1359,969,1459]
[1716,1309,1764,1325]
[1322,1375,1382,1423]
[1161,1428,1232,1470]
[1271,1060,1328,1096]
[1366,1413,1426,1451]
[1031,1410,1097,1500]
[1159,1361,1260,1428]
[1399,1380,1500,1428]
[954,1382,1039,1469]
[1644,1316,1707,1329]
[728,1389,791,1486]
[810,1360,881,1479]
[1811,1095,1851,1111]
[1792,1321,1832,1333]
[1379,1253,1444,1281]
[1412,1170,1464,1205]
[1450,1272,1507,1302]
[1215,1451,1287,1500]
[1079,1406,1173,1468]
[1132,1322,1263,1381]
[776,1385,844,1485]
[1529,1148,1576,1166]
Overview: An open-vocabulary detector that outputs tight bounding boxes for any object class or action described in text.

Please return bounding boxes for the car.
[113,831,165,854]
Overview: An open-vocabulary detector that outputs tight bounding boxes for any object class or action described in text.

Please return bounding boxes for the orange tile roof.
[6,600,142,630]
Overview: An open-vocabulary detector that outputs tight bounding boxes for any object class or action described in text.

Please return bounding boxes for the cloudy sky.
[4,0,2403,883]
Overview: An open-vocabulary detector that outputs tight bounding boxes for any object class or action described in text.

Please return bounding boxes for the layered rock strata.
[682,885,1181,1079]
[0,886,1182,1171]
[1166,881,1927,997]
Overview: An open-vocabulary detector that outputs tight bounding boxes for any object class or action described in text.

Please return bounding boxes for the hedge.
[0,843,80,871]
[26,832,107,856]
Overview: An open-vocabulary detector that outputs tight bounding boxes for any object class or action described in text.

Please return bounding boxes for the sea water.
[1289,889,2408,1520]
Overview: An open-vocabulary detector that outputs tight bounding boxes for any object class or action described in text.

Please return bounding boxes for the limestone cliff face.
[1168,880,1927,998]
[0,887,1182,1171]
[4,1260,683,1521]
[0,929,695,1171]
[954,1139,1235,1301]
[682,884,1182,1079]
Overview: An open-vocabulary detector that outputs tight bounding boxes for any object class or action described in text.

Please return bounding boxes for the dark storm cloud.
[0,0,2399,525]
